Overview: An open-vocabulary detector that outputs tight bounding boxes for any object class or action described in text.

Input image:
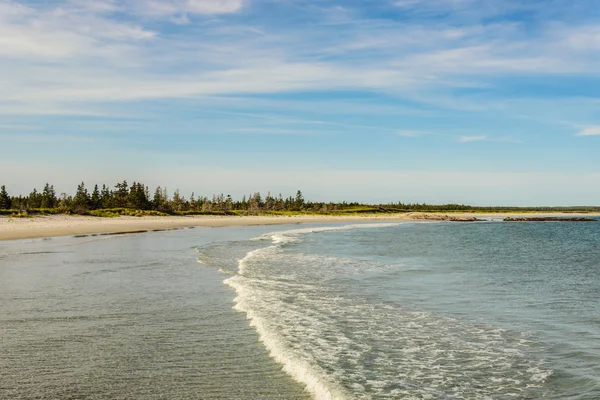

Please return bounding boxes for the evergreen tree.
[72,182,91,210]
[128,182,149,210]
[113,180,129,208]
[100,184,112,209]
[90,185,101,210]
[172,189,184,212]
[190,192,196,211]
[295,190,305,210]
[28,188,42,208]
[153,186,165,211]
[41,183,57,208]
[0,185,11,209]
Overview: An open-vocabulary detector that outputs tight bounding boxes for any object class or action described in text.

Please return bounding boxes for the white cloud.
[397,130,423,137]
[393,0,422,8]
[186,0,245,14]
[129,0,246,16]
[67,0,121,13]
[560,26,600,51]
[0,0,599,118]
[458,135,487,142]
[576,126,600,136]
[0,1,155,61]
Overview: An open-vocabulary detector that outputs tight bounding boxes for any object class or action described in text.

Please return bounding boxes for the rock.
[404,213,481,222]
[503,217,596,222]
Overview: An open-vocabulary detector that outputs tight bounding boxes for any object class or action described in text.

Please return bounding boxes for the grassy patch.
[87,208,170,217]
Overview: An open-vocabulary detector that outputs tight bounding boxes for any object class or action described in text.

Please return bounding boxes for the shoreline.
[1,212,599,241]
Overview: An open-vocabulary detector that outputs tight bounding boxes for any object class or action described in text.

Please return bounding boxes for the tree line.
[1,181,599,215]
[0,181,316,214]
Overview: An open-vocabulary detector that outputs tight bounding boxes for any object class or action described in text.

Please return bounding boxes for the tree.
[58,193,72,209]
[295,190,305,210]
[28,188,42,209]
[41,183,57,209]
[113,180,129,208]
[90,185,101,210]
[172,189,185,212]
[189,192,197,211]
[100,184,112,209]
[128,182,149,210]
[249,192,262,213]
[153,186,167,211]
[72,182,91,211]
[0,185,11,209]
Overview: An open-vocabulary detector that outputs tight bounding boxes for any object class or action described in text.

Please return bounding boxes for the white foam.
[527,366,553,383]
[222,222,553,399]
[257,223,404,245]
[236,246,278,275]
[225,276,348,400]
[217,268,234,275]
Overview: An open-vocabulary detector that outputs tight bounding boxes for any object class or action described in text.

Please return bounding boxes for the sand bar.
[1,213,598,241]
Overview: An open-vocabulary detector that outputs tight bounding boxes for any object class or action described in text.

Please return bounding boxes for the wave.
[222,223,552,399]
[225,223,398,399]
[256,223,404,245]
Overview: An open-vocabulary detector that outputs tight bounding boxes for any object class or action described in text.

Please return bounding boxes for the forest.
[1,181,599,217]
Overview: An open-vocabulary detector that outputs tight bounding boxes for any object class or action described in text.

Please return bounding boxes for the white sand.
[0,214,401,241]
[1,213,597,241]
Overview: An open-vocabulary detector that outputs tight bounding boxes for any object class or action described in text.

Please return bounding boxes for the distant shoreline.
[1,212,599,241]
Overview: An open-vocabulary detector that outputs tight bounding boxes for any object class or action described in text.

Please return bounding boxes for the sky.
[1,0,600,205]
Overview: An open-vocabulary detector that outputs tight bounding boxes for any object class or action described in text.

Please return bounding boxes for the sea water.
[0,227,310,399]
[201,221,600,399]
[2,221,599,399]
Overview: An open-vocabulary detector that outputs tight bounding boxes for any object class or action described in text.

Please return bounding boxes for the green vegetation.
[1,181,599,217]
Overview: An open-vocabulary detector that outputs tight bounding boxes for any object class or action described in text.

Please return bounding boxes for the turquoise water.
[2,221,599,399]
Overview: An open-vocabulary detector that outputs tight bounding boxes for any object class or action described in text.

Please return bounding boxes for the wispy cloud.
[575,126,600,136]
[0,124,41,131]
[0,0,595,190]
[129,0,247,17]
[459,135,487,143]
[1,0,599,115]
[224,128,340,135]
[397,130,423,137]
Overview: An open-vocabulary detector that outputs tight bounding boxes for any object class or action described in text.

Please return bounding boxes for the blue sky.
[1,0,600,205]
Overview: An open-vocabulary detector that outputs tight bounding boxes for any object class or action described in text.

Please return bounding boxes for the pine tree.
[295,190,304,210]
[41,183,57,208]
[127,182,149,210]
[73,182,91,211]
[153,186,164,211]
[190,192,197,211]
[90,185,101,210]
[28,188,42,208]
[113,180,129,208]
[0,185,11,209]
[100,184,112,209]
[172,189,184,212]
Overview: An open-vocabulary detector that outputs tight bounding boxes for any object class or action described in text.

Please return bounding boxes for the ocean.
[1,220,599,399]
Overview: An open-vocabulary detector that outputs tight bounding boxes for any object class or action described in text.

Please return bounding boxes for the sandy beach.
[0,212,598,241]
[0,214,399,241]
